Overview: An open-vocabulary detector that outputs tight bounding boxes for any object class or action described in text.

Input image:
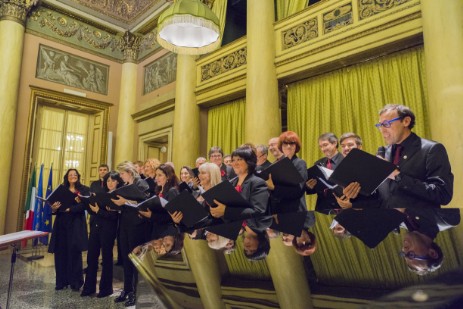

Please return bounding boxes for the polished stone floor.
[0,246,164,309]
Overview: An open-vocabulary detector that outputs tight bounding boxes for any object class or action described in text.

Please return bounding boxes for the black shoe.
[80,290,95,297]
[97,290,113,298]
[124,292,135,307]
[71,285,81,292]
[55,285,68,291]
[114,291,128,303]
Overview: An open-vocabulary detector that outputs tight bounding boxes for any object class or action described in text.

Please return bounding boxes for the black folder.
[256,157,304,186]
[110,184,147,202]
[307,165,335,190]
[328,148,396,196]
[179,182,193,193]
[41,184,78,209]
[201,180,252,209]
[205,221,243,240]
[88,192,116,209]
[270,212,307,236]
[164,191,209,227]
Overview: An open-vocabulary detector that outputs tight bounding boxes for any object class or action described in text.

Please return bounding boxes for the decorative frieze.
[323,3,353,34]
[200,47,247,82]
[282,18,318,50]
[358,0,410,20]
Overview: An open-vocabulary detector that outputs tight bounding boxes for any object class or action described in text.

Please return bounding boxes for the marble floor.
[0,246,164,309]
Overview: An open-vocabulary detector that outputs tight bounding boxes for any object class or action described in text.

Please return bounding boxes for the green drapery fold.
[276,0,308,20]
[211,0,228,42]
[207,97,245,155]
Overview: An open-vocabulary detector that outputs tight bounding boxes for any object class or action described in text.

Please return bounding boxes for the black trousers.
[54,226,84,288]
[82,222,117,293]
[119,221,147,293]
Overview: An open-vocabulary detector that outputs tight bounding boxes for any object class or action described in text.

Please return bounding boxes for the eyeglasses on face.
[210,154,222,158]
[399,251,430,261]
[282,141,296,146]
[375,116,402,128]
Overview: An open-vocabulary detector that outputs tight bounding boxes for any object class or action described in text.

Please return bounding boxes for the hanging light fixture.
[157,0,221,55]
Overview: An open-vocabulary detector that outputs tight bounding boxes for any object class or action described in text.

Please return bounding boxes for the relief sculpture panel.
[36,45,109,95]
[144,53,177,95]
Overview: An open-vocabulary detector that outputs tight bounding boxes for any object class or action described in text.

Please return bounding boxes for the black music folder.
[256,157,304,186]
[179,182,193,193]
[307,165,335,190]
[328,148,396,196]
[110,184,147,202]
[201,180,252,209]
[270,212,307,236]
[126,195,167,211]
[205,221,243,240]
[88,192,116,209]
[40,184,77,208]
[164,191,209,227]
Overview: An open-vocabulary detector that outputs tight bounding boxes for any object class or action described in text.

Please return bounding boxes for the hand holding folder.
[256,157,304,186]
[38,184,78,211]
[201,181,252,209]
[325,148,396,196]
[164,191,209,227]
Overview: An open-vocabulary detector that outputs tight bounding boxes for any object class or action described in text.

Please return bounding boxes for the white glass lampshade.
[157,0,221,55]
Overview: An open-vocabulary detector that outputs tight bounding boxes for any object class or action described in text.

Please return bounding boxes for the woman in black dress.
[48,169,90,291]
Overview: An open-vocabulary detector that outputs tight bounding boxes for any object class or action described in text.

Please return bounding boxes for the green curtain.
[207,97,245,155]
[287,46,428,174]
[276,0,308,20]
[211,0,228,42]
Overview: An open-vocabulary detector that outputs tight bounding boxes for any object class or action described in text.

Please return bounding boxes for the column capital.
[117,30,142,63]
[0,0,38,25]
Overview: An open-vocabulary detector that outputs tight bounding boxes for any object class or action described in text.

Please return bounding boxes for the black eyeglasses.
[399,251,430,261]
[375,116,402,128]
[282,141,296,145]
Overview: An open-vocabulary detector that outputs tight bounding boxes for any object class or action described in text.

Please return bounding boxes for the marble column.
[114,31,140,165]
[246,1,312,308]
[0,0,36,233]
[421,0,463,251]
[245,0,281,144]
[172,54,223,308]
[172,54,200,168]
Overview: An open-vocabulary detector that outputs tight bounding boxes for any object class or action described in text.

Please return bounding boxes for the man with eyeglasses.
[208,146,234,181]
[306,132,344,211]
[345,104,453,210]
[255,144,271,172]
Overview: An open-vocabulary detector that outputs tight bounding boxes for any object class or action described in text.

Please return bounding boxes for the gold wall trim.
[200,47,247,82]
[17,86,112,230]
[133,100,175,123]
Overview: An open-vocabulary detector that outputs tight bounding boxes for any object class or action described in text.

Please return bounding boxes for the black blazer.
[378,133,453,209]
[224,174,269,221]
[306,152,343,211]
[270,155,308,214]
[48,185,90,253]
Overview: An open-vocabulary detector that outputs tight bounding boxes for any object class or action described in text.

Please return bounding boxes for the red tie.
[393,144,402,165]
[326,159,332,170]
